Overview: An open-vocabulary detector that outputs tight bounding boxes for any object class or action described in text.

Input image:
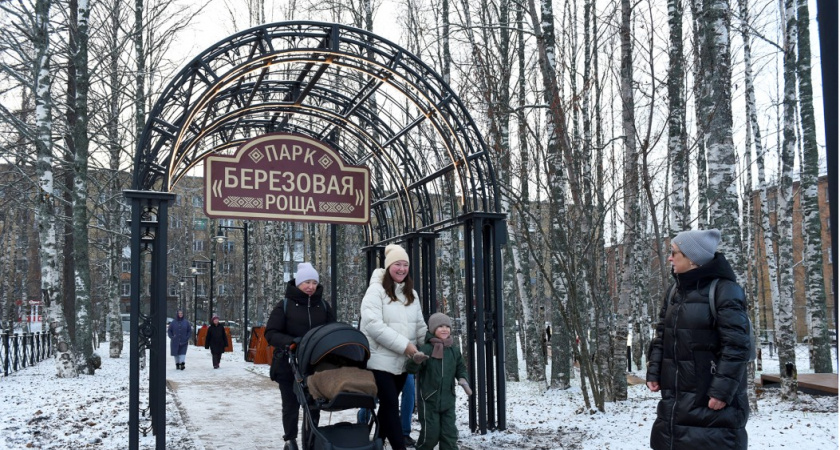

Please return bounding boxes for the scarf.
[429,336,453,359]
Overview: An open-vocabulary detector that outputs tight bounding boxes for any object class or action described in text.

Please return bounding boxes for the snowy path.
[166,342,357,450]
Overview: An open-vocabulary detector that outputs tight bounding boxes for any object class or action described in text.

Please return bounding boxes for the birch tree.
[35,0,79,378]
[795,0,832,373]
[774,0,800,400]
[613,0,638,402]
[696,0,742,277]
[65,0,97,374]
[667,0,689,233]
[737,0,764,412]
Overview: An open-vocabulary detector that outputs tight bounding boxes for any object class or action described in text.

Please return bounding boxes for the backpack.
[667,279,756,362]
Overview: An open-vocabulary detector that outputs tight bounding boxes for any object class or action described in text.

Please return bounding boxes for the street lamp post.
[214,222,250,359]
[192,255,215,324]
[181,275,198,343]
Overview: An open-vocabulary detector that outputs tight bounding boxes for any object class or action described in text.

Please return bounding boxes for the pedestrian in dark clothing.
[265,262,335,445]
[406,313,470,450]
[168,309,191,370]
[646,229,751,450]
[205,316,228,369]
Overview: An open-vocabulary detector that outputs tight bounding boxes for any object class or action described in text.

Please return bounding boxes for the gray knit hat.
[672,229,721,266]
[428,313,452,333]
[295,262,319,284]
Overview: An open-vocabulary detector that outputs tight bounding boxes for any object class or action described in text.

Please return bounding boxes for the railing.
[1,331,54,377]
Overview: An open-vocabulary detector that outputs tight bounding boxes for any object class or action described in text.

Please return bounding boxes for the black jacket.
[265,280,335,381]
[204,323,228,354]
[646,253,750,450]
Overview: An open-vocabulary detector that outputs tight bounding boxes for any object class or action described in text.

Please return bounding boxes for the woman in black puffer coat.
[205,315,228,369]
[646,229,751,450]
[264,262,335,445]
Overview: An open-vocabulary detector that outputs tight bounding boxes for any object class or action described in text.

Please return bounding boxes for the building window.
[121,260,131,273]
[120,282,130,297]
[192,195,203,207]
[222,241,235,253]
[193,240,205,252]
[169,284,178,296]
[218,284,227,295]
[197,283,207,297]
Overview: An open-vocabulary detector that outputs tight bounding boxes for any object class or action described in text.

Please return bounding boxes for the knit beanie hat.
[428,313,452,333]
[295,262,319,284]
[384,244,409,270]
[672,229,721,266]
[211,315,220,322]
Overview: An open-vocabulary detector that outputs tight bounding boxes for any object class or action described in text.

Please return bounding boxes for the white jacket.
[360,268,427,374]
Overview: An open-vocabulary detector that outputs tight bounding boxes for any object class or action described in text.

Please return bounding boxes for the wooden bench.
[757,373,838,395]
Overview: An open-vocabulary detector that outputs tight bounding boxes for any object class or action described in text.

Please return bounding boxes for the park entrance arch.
[125,22,506,449]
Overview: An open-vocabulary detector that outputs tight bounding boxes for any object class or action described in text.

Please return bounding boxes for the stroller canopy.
[297,322,371,376]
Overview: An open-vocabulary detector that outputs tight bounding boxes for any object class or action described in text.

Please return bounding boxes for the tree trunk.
[33,0,77,378]
[774,0,800,400]
[795,0,832,373]
[612,0,638,403]
[737,0,760,411]
[667,0,689,233]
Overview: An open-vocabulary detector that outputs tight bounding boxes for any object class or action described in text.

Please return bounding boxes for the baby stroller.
[285,322,383,450]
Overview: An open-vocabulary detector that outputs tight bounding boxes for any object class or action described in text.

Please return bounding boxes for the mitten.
[458,378,473,396]
[412,351,429,364]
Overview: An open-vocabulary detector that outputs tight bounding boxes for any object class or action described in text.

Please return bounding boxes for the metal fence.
[1,331,54,377]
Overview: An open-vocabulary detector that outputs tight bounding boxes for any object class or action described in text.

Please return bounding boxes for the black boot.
[180,362,185,370]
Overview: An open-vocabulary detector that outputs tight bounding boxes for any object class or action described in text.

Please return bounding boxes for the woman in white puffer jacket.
[360,244,427,450]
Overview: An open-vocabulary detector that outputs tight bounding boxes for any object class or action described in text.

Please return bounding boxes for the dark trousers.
[372,370,407,450]
[278,378,320,441]
[212,352,222,367]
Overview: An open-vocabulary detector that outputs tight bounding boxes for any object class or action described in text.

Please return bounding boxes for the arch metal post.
[462,212,506,434]
[126,190,175,450]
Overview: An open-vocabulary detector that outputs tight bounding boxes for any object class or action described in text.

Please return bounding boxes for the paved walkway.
[166,342,357,450]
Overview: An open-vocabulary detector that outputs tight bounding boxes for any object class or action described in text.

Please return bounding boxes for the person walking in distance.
[204,315,228,369]
[168,309,191,370]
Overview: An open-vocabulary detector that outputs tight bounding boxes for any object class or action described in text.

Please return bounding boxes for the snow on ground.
[0,336,837,449]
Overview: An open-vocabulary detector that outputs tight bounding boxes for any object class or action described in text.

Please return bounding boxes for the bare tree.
[773,0,800,400]
[795,0,832,373]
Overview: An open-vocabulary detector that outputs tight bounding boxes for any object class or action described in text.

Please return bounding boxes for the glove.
[412,351,429,364]
[289,337,302,353]
[458,378,473,396]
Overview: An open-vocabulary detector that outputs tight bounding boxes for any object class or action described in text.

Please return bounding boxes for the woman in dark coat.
[167,309,191,370]
[646,229,751,450]
[205,315,228,369]
[264,262,335,445]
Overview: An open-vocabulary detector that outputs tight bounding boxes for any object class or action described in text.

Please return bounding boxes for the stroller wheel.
[283,439,299,450]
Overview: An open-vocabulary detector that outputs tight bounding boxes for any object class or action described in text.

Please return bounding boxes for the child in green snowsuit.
[405,313,472,450]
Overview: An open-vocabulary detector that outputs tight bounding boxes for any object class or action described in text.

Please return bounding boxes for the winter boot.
[181,362,185,370]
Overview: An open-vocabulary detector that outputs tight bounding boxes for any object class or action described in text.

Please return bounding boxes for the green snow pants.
[416,402,458,450]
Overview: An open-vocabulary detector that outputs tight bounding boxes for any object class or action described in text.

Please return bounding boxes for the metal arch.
[132,22,499,232]
[128,22,507,445]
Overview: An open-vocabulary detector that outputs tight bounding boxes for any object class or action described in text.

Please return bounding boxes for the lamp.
[216,222,250,360]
